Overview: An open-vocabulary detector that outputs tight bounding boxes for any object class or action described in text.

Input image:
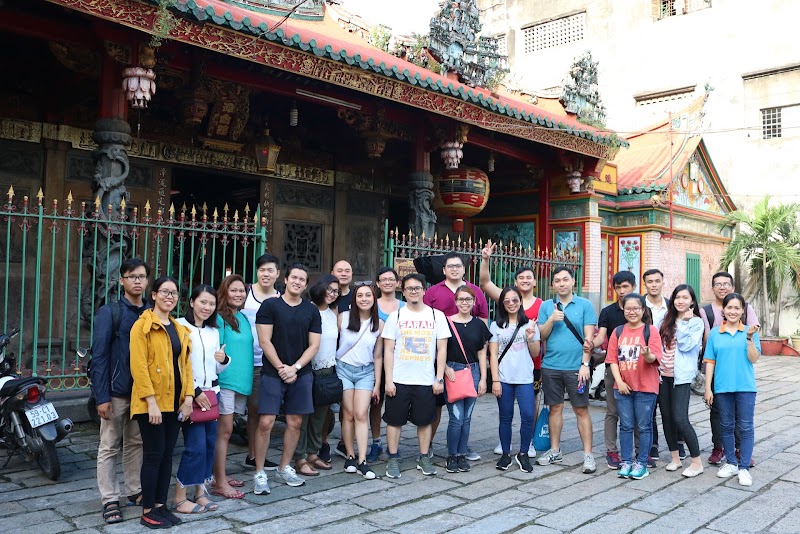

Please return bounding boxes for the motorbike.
[0,329,73,480]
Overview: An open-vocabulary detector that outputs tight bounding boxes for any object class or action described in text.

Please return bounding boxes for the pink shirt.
[606,324,662,395]
[423,280,489,319]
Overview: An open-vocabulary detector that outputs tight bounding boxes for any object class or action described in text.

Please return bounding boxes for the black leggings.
[136,412,179,509]
[658,377,700,458]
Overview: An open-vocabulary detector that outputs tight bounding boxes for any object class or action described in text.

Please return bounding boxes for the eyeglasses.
[157,289,179,298]
[624,307,643,313]
[326,288,340,295]
[404,286,424,293]
[122,275,147,282]
[713,282,733,289]
[445,263,464,269]
[503,298,520,304]
[378,277,397,283]
[456,297,474,304]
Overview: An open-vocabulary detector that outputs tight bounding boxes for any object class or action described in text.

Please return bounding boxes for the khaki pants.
[96,396,143,504]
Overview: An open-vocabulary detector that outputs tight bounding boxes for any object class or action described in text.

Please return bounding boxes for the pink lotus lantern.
[122,67,157,109]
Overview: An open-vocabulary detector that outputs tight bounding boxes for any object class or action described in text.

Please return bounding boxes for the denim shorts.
[336,360,375,391]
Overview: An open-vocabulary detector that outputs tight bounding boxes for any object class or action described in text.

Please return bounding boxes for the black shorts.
[541,368,589,408]
[435,392,446,407]
[258,372,314,416]
[534,369,542,393]
[383,383,436,427]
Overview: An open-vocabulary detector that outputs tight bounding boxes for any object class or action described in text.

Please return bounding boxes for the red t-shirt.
[605,324,662,394]
[525,298,543,369]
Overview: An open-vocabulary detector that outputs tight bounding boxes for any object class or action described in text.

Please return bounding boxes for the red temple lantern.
[433,166,490,232]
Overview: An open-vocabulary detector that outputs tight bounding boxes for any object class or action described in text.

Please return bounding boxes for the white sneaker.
[582,453,597,474]
[717,463,739,478]
[494,442,503,455]
[277,465,305,487]
[253,470,270,495]
[528,442,536,457]
[738,469,753,486]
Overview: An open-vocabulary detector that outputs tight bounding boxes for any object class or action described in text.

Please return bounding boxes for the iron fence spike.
[94,196,101,209]
[66,191,73,204]
[37,188,44,204]
[6,185,13,200]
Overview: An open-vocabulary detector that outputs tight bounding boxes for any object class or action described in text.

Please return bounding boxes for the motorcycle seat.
[0,376,45,398]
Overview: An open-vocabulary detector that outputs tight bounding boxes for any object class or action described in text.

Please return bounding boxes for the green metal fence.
[1,186,266,391]
[382,221,583,318]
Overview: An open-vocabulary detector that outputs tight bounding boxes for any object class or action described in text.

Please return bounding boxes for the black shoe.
[515,452,534,473]
[678,443,687,460]
[335,440,348,459]
[245,455,256,467]
[156,506,182,526]
[318,442,332,463]
[496,454,512,470]
[344,455,358,473]
[456,455,471,472]
[140,509,170,529]
[649,446,659,461]
[446,456,459,473]
[356,460,376,480]
[265,459,279,471]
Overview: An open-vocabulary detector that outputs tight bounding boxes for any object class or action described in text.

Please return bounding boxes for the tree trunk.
[772,282,783,337]
[762,249,771,335]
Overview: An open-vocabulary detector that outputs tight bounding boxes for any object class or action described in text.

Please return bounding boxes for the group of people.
[88,247,762,529]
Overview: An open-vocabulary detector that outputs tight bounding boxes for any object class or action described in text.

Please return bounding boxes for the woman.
[337,283,383,480]
[658,284,704,477]
[704,293,761,487]
[212,274,253,499]
[130,277,194,529]
[174,285,227,514]
[607,293,662,481]
[445,285,490,474]
[293,275,339,476]
[366,267,405,462]
[490,286,540,473]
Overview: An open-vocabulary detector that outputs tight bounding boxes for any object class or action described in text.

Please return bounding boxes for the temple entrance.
[170,168,260,218]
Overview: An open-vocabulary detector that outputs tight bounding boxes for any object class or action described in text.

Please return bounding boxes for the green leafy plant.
[149,0,177,49]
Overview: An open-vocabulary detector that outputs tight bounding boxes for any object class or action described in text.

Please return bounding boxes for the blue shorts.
[258,372,314,416]
[336,361,375,391]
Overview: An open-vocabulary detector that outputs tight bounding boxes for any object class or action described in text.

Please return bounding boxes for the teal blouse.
[216,311,255,395]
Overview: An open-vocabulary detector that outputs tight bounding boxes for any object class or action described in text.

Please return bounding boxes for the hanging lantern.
[440,141,464,169]
[487,151,495,173]
[433,166,490,232]
[254,123,281,173]
[122,67,157,109]
[289,101,299,127]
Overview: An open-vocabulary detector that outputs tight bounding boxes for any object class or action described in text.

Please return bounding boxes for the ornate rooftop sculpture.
[225,0,325,20]
[560,51,607,128]
[427,0,508,89]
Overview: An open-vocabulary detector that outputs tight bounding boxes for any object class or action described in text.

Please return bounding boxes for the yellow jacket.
[129,309,194,417]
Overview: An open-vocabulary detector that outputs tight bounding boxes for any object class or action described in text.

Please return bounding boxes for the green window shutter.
[686,253,701,296]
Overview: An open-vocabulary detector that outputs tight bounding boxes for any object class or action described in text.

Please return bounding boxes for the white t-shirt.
[242,287,279,367]
[490,321,539,385]
[337,311,381,367]
[313,308,338,370]
[381,305,451,386]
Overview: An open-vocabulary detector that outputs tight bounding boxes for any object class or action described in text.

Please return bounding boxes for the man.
[382,273,450,478]
[480,241,543,457]
[536,267,598,474]
[253,263,322,494]
[703,271,760,466]
[241,254,281,471]
[90,258,150,524]
[423,251,488,460]
[589,271,636,469]
[332,260,354,312]
[643,269,669,329]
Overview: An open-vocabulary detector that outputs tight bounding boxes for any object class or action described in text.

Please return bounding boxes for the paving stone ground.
[3,356,800,533]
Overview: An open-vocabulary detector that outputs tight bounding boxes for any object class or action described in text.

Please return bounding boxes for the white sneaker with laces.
[738,469,752,486]
[277,465,305,487]
[717,463,739,478]
[253,470,270,495]
[528,442,536,457]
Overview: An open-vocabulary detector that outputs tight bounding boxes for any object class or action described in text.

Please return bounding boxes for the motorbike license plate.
[25,402,59,428]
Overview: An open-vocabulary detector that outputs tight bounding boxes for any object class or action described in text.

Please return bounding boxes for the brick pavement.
[2,356,800,533]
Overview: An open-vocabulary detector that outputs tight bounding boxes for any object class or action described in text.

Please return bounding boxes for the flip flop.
[295,459,319,476]
[211,486,246,499]
[226,478,245,488]
[171,499,206,514]
[309,457,332,470]
[102,501,124,524]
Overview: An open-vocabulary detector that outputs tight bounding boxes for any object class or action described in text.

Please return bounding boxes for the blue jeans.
[716,391,756,470]
[497,382,535,455]
[446,362,480,456]
[615,390,657,465]
[177,418,217,487]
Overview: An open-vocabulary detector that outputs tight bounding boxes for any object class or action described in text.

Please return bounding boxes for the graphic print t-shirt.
[605,324,662,394]
[381,306,451,386]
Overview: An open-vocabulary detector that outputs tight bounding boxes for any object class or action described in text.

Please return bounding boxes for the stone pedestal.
[408,171,436,238]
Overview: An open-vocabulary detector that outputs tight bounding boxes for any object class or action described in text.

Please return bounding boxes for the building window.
[762,107,782,139]
[654,0,711,20]
[522,12,585,54]
[496,34,507,57]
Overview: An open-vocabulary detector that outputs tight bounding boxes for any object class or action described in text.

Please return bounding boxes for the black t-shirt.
[446,318,492,364]
[164,321,182,411]
[598,302,626,334]
[336,290,353,314]
[256,296,322,377]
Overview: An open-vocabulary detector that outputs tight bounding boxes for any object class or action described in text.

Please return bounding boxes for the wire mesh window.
[762,107,782,139]
[496,34,507,57]
[656,0,712,19]
[523,12,585,54]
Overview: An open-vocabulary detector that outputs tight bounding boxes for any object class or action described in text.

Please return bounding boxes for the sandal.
[295,459,319,476]
[126,492,143,506]
[308,456,332,470]
[171,499,206,514]
[195,485,219,511]
[102,501,124,524]
[226,478,245,488]
[211,486,246,499]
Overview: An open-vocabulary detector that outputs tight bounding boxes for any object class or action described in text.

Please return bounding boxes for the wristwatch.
[294,363,302,371]
[581,361,591,368]
[436,378,444,384]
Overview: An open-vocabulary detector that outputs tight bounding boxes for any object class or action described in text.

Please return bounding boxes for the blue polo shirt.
[704,323,760,393]
[538,294,597,371]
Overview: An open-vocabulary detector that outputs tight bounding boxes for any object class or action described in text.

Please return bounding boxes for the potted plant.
[720,197,800,355]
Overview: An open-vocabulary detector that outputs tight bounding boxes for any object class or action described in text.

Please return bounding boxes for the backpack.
[86,300,124,377]
[613,323,651,348]
[703,304,718,328]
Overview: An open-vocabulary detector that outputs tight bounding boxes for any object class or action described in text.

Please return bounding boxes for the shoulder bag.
[190,389,219,423]
[445,318,478,402]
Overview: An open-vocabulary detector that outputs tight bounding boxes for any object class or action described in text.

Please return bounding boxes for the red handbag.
[445,318,478,402]
[190,389,219,423]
